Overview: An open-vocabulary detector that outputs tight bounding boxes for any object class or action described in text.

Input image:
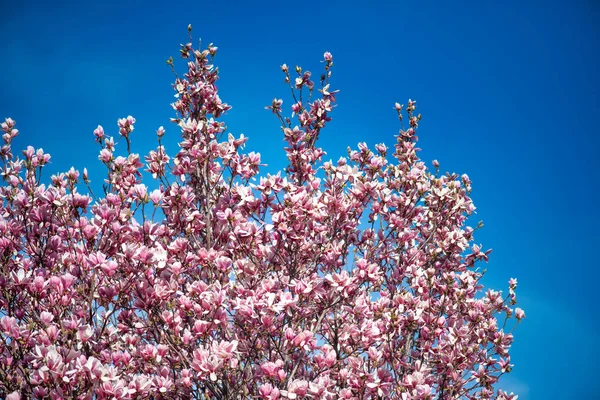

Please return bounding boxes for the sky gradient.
[1,1,599,398]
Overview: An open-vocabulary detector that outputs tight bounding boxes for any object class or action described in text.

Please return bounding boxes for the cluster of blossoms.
[0,26,523,399]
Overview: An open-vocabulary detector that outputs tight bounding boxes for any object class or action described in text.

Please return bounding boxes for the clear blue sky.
[1,1,598,398]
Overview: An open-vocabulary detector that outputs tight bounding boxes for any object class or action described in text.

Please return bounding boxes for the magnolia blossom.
[0,29,522,399]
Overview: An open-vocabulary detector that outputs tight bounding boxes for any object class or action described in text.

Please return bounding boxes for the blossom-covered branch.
[0,26,523,399]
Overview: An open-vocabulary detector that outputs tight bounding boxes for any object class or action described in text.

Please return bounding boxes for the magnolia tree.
[0,27,524,399]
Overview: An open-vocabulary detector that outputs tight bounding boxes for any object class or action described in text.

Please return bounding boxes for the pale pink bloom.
[260,361,280,378]
[99,148,112,162]
[132,184,147,200]
[93,125,104,140]
[149,189,163,204]
[39,311,54,325]
[100,259,118,277]
[211,339,238,360]
[6,391,20,400]
[282,380,308,399]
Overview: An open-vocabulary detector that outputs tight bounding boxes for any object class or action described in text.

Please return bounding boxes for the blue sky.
[1,1,598,398]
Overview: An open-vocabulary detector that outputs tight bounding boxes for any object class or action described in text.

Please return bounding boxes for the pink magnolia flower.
[6,391,20,400]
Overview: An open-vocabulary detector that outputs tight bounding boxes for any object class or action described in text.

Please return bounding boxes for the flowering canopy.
[0,27,523,399]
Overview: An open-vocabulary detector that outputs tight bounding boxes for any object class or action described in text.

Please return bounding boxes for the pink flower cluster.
[0,28,523,399]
